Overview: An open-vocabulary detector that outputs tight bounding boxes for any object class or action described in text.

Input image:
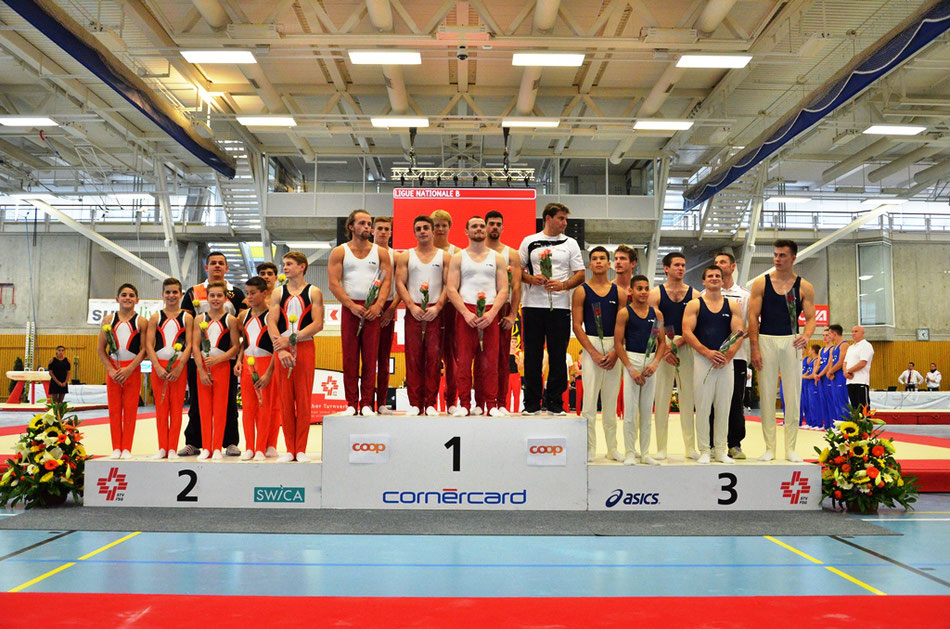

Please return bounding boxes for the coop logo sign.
[349,434,391,464]
[605,488,661,508]
[526,438,567,466]
[382,487,527,505]
[254,486,306,503]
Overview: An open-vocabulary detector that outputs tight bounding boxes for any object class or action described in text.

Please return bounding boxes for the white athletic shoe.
[296,452,310,463]
[361,405,376,416]
[211,449,223,460]
[276,453,295,463]
[447,405,458,415]
[654,450,667,461]
[339,406,357,417]
[687,450,702,461]
[378,405,393,415]
[196,449,211,460]
[715,452,735,464]
[786,451,803,463]
[623,455,638,466]
[265,446,278,458]
[425,406,439,416]
[489,407,508,417]
[120,449,132,460]
[470,406,484,416]
[150,449,166,460]
[405,406,420,416]
[452,407,470,417]
[240,449,253,461]
[110,449,122,459]
[641,455,661,466]
[253,451,266,462]
[697,452,711,464]
[167,451,180,460]
[759,450,776,462]
[608,449,624,462]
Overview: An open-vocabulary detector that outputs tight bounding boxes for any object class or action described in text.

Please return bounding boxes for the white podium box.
[587,463,820,511]
[321,415,587,510]
[85,458,323,508]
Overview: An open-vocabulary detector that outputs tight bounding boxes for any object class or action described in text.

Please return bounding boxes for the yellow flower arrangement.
[838,421,859,437]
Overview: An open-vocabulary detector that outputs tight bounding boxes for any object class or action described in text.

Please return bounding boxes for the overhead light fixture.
[111,193,155,202]
[634,119,694,131]
[0,116,58,127]
[863,124,926,136]
[861,197,906,207]
[236,116,297,127]
[676,55,752,69]
[858,275,874,281]
[197,87,224,104]
[371,116,429,128]
[12,193,64,204]
[348,50,421,65]
[181,50,257,64]
[285,241,332,249]
[502,117,560,128]
[766,196,812,204]
[511,52,585,67]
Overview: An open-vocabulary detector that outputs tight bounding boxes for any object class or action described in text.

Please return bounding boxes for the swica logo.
[605,489,661,508]
[353,442,387,452]
[529,445,563,455]
[526,437,567,466]
[254,486,306,503]
[96,467,128,502]
[780,470,811,505]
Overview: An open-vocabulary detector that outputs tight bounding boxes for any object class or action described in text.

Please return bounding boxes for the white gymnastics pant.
[582,336,622,454]
[693,353,733,456]
[653,339,696,454]
[758,334,801,454]
[622,351,657,458]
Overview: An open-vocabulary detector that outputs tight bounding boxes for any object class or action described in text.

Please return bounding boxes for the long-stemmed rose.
[592,301,605,345]
[358,271,384,336]
[703,330,745,383]
[644,319,661,361]
[476,291,487,351]
[419,281,431,342]
[785,289,799,335]
[539,249,554,310]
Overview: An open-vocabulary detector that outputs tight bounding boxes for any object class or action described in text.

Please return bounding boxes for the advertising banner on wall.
[87,299,164,325]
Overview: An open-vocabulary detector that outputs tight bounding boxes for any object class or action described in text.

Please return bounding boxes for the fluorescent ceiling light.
[634,119,694,131]
[502,117,560,128]
[12,193,64,204]
[676,54,752,69]
[236,116,297,127]
[111,193,155,202]
[511,52,585,67]
[861,197,906,207]
[863,124,926,136]
[285,241,332,249]
[181,50,256,64]
[0,116,58,127]
[766,196,812,204]
[348,50,421,65]
[371,116,429,128]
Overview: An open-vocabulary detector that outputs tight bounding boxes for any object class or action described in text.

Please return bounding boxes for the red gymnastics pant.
[441,309,459,408]
[106,360,140,451]
[277,340,314,454]
[495,303,512,409]
[507,372,522,412]
[376,300,395,410]
[404,309,443,409]
[198,360,231,452]
[241,355,275,454]
[340,300,380,409]
[150,359,186,453]
[266,375,282,450]
[455,304,500,411]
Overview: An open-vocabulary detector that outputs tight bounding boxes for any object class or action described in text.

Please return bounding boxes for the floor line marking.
[863,518,950,522]
[7,531,140,593]
[0,531,74,563]
[831,535,950,589]
[763,536,886,596]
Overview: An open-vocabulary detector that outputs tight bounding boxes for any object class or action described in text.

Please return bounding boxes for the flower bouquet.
[815,405,918,514]
[245,356,264,405]
[419,281,430,342]
[476,291,487,351]
[358,271,384,336]
[286,314,299,379]
[539,249,553,310]
[159,342,184,404]
[785,289,799,335]
[102,323,119,369]
[0,401,90,509]
[703,330,745,383]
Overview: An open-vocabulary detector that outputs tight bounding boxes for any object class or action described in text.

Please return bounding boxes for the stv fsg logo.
[781,470,811,505]
[97,467,128,502]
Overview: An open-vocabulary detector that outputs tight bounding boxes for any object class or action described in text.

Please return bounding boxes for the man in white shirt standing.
[703,251,751,460]
[844,325,874,408]
[898,362,924,391]
[518,203,586,415]
[926,363,942,391]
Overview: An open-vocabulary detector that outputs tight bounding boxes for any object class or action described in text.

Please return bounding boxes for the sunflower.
[838,421,860,437]
[850,441,869,458]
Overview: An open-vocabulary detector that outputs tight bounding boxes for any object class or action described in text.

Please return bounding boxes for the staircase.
[699,172,759,239]
[214,140,262,234]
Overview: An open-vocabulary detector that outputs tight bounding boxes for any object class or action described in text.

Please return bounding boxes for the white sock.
[150,449,166,460]
[296,452,310,463]
[361,405,376,416]
[276,452,294,463]
[340,406,357,417]
[425,406,439,416]
[405,406,420,416]
[253,451,265,461]
[110,449,122,459]
[211,449,223,460]
[197,449,210,460]
[240,449,253,461]
[120,449,132,460]
[265,446,278,458]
